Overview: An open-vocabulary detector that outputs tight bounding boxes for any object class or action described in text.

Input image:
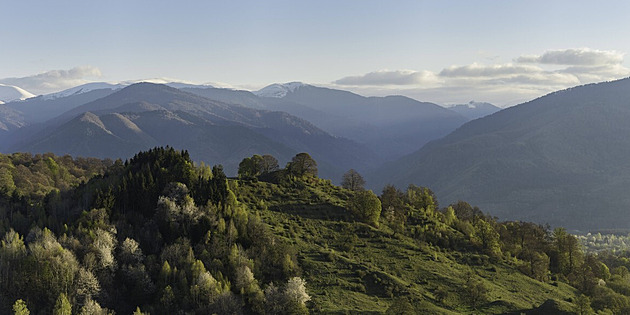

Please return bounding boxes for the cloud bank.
[0,66,102,95]
[516,48,624,66]
[333,48,630,107]
[333,70,439,86]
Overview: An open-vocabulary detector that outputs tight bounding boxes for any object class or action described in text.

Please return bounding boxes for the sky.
[2,0,630,107]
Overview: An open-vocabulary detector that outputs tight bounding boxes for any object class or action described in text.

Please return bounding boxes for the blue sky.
[2,0,630,106]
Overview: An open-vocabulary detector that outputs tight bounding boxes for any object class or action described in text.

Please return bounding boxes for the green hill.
[0,147,629,314]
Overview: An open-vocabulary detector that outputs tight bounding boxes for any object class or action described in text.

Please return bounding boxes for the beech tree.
[261,155,279,174]
[287,153,317,178]
[341,169,365,191]
[349,190,382,227]
[238,157,258,179]
[239,154,279,179]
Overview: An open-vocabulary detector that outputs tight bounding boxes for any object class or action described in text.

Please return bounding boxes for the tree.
[75,268,101,301]
[261,155,279,174]
[462,274,488,310]
[405,185,438,214]
[53,293,72,315]
[450,200,482,221]
[92,228,116,270]
[472,218,501,256]
[349,190,382,227]
[380,185,406,234]
[575,294,593,315]
[341,169,365,191]
[13,299,29,315]
[238,157,256,179]
[284,277,310,314]
[552,227,583,276]
[133,307,147,315]
[239,154,279,179]
[79,298,107,315]
[287,153,317,178]
[0,230,26,292]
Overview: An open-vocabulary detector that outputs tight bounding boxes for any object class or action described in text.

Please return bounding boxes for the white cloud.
[516,48,624,66]
[333,70,440,86]
[439,63,542,78]
[0,66,102,95]
[331,48,630,107]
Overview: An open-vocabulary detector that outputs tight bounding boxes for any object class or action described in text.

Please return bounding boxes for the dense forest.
[1,147,630,314]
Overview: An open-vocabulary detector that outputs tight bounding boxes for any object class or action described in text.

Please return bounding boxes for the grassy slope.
[234,179,578,314]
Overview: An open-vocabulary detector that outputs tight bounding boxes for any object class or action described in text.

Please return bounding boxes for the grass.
[235,178,578,314]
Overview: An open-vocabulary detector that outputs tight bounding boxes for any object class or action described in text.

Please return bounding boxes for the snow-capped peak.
[0,84,35,103]
[119,78,213,90]
[253,82,307,98]
[41,80,213,101]
[42,82,125,100]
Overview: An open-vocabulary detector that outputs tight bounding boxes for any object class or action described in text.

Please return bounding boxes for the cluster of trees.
[0,152,111,199]
[237,155,279,179]
[373,182,630,313]
[0,148,310,314]
[4,148,630,313]
[578,232,630,253]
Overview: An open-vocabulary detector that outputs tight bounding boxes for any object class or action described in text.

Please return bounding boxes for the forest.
[1,147,630,314]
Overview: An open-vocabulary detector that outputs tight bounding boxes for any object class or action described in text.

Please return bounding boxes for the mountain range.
[182,83,473,160]
[6,83,385,178]
[0,81,484,181]
[374,77,630,230]
[6,76,630,230]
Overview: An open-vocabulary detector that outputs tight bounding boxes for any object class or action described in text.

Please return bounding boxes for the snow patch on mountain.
[120,79,213,89]
[447,101,501,120]
[0,84,35,103]
[43,82,125,100]
[254,82,307,98]
[42,80,214,100]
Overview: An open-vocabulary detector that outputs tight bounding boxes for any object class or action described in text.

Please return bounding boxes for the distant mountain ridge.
[251,83,469,160]
[373,77,630,230]
[10,83,378,179]
[0,80,479,183]
[448,101,501,120]
[253,82,307,98]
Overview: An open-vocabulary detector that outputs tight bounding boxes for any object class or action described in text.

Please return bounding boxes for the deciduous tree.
[349,190,382,227]
[341,169,365,191]
[287,153,317,178]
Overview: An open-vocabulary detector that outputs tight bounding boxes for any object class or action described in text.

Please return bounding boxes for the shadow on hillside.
[271,203,352,221]
[500,298,575,315]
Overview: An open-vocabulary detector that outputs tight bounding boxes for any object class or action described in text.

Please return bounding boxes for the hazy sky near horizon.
[2,0,630,106]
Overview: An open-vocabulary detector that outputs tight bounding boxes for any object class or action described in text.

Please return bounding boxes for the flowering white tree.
[285,277,311,305]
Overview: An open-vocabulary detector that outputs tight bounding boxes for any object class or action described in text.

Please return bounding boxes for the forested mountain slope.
[374,78,630,230]
[1,148,629,314]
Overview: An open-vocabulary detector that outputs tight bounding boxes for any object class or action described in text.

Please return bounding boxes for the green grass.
[235,178,578,314]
